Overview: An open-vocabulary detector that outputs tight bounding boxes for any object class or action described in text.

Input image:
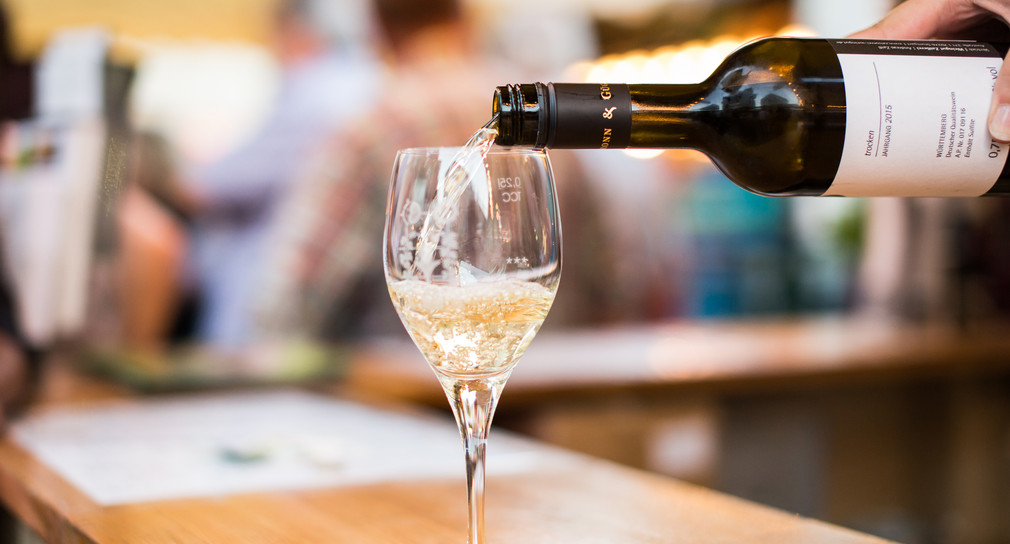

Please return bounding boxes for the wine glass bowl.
[383,146,560,544]
[385,147,561,378]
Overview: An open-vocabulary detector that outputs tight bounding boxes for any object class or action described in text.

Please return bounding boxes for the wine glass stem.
[443,376,504,544]
[465,423,487,544]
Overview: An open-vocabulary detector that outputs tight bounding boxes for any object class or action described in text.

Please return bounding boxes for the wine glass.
[383,146,561,544]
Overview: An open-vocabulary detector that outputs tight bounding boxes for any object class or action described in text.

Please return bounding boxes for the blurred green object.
[82,340,347,392]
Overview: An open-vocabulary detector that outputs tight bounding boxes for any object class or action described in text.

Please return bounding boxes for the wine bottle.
[493,37,1010,196]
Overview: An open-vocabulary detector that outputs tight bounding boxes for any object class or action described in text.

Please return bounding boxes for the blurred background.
[0,0,1009,543]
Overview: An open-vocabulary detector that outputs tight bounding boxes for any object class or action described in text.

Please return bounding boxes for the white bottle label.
[827,40,1007,196]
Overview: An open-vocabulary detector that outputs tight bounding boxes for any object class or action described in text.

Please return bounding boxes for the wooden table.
[345,317,1010,406]
[342,317,1010,543]
[0,364,894,544]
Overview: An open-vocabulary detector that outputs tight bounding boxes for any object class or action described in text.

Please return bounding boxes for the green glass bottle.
[494,37,1010,196]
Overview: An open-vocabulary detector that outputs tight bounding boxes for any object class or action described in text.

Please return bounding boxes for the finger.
[849,0,950,39]
[988,53,1010,142]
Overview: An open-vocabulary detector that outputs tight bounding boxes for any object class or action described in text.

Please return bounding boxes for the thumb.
[988,53,1010,142]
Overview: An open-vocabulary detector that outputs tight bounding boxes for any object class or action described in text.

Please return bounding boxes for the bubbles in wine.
[388,278,555,377]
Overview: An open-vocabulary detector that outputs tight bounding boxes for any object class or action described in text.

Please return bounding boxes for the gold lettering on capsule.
[600,84,616,147]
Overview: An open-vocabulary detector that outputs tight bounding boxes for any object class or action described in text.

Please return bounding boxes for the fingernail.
[991,104,1010,141]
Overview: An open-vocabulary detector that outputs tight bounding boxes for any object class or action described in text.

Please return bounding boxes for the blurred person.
[851,0,1010,141]
[169,0,381,348]
[113,133,190,353]
[252,0,617,340]
[252,0,502,339]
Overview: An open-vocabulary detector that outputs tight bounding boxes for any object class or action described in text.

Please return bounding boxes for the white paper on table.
[11,390,540,506]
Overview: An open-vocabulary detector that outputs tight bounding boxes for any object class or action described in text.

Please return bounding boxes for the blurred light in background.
[3,0,275,59]
[129,43,279,163]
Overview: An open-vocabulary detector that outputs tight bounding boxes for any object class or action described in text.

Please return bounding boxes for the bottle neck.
[626,83,713,150]
[493,82,714,150]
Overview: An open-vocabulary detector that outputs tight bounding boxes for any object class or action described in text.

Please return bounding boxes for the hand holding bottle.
[851,0,1010,141]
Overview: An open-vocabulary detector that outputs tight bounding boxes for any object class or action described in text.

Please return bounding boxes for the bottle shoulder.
[706,38,845,195]
[715,37,841,82]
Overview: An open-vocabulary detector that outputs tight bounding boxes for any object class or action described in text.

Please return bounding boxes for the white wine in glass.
[384,144,561,544]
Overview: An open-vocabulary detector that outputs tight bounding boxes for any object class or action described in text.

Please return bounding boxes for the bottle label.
[826,39,1007,196]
